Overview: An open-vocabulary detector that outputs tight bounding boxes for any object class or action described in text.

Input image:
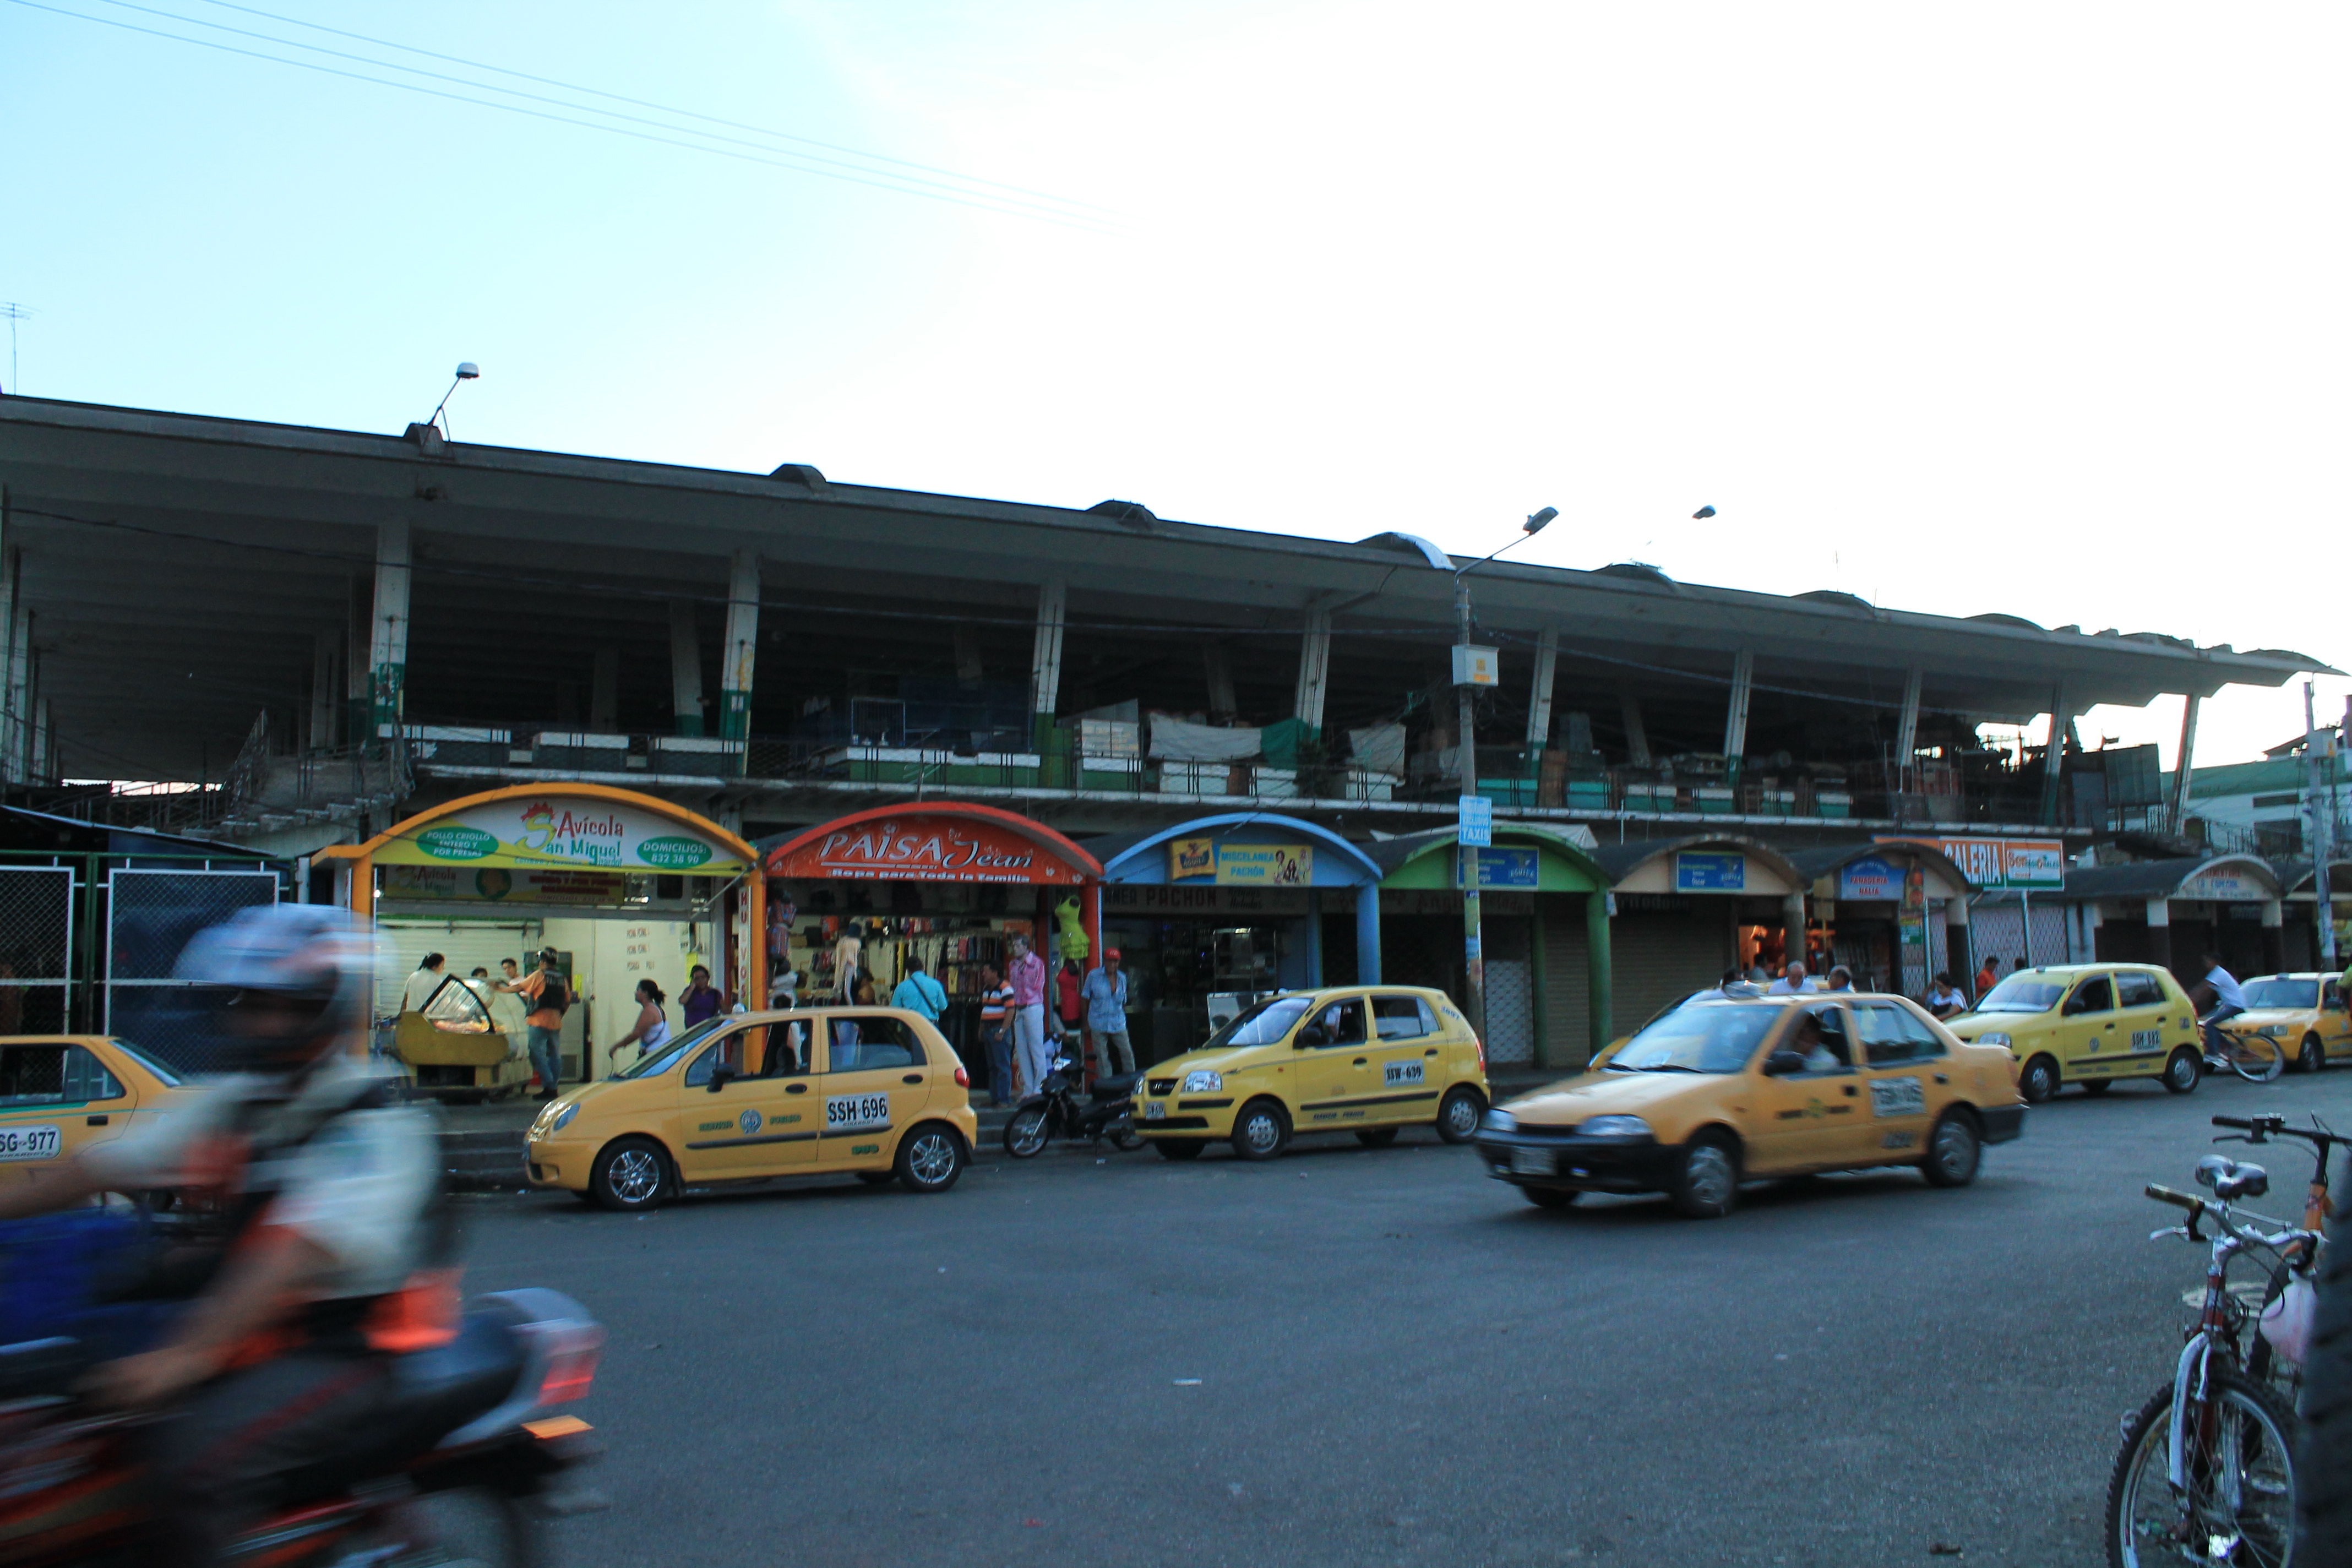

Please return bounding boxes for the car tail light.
[537,1324,605,1406]
[954,1065,970,1088]
[1475,1035,1487,1076]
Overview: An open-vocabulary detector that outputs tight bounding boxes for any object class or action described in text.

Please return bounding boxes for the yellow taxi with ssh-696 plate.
[526,1008,979,1211]
[1132,986,1490,1161]
[2230,973,2352,1075]
[0,1036,201,1187]
[1473,990,2024,1219]
[1942,963,2204,1103]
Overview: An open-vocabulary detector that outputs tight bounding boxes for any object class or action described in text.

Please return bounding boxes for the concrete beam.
[719,548,760,743]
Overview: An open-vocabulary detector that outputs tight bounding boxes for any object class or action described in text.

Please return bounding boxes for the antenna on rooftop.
[0,304,32,395]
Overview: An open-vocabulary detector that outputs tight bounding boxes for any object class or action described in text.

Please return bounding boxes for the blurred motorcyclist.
[0,904,450,1565]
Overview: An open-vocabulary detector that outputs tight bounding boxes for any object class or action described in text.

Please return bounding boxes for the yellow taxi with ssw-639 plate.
[525,1007,979,1211]
[1473,988,2024,1219]
[1133,986,1491,1162]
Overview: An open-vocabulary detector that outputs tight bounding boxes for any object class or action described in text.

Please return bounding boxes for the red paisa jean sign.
[764,815,1086,885]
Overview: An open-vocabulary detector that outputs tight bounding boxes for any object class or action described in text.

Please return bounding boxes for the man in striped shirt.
[978,962,1017,1106]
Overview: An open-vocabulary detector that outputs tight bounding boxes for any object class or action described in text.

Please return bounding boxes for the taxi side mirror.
[1763,1050,1806,1077]
[1295,1026,1327,1048]
[707,1065,739,1093]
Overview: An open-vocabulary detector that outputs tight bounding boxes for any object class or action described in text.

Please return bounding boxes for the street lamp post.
[1453,507,1555,1042]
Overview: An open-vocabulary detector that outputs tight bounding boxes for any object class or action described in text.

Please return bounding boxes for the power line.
[9,0,1124,235]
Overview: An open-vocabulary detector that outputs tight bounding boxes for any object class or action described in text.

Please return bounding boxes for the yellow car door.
[1291,997,1373,1131]
[680,1023,819,1179]
[2321,978,2351,1057]
[2111,971,2174,1077]
[0,1042,137,1183]
[816,1012,932,1169]
[1850,1001,1943,1159]
[2057,973,2120,1081]
[1365,993,1445,1123]
[1747,1003,1872,1174]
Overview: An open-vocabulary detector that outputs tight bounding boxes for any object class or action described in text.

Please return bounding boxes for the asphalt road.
[456,1068,2352,1567]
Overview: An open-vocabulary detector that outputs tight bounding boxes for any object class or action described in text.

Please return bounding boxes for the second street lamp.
[1453,506,1555,1043]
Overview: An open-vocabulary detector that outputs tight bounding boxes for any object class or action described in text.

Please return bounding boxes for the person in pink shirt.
[1006,935,1050,1099]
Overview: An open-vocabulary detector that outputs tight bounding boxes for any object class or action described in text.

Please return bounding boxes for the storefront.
[759,803,1102,1099]
[1085,813,1383,1064]
[1875,834,2067,983]
[1369,826,1610,1069]
[1587,835,1807,1034]
[1787,842,1975,998]
[315,784,765,1086]
[2050,855,2286,979]
[2282,859,2352,970]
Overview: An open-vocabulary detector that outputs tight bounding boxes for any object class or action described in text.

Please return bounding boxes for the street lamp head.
[1524,507,1558,535]
[1692,505,1716,520]
[454,362,480,380]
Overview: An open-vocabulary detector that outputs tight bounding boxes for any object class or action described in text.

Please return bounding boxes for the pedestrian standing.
[832,924,864,1004]
[1973,955,1998,999]
[401,952,448,1014]
[507,948,571,1100]
[1766,962,1809,996]
[977,962,1015,1106]
[1081,948,1135,1076]
[891,955,948,1023]
[609,978,671,1071]
[1008,934,1050,1099]
[679,963,725,1030]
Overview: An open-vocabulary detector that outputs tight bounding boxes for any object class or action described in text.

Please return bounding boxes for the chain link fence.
[105,868,281,1072]
[0,868,72,1036]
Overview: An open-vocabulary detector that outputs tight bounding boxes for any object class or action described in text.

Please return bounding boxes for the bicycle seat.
[2193,1154,2269,1202]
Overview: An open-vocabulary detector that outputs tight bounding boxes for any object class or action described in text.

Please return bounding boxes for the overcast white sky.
[7,1,2345,769]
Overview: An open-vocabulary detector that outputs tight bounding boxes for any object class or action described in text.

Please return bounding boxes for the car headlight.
[1976,1032,2012,1048]
[1578,1115,1651,1140]
[2261,1024,2290,1038]
[551,1102,579,1133]
[1482,1108,1517,1134]
[1182,1069,1222,1093]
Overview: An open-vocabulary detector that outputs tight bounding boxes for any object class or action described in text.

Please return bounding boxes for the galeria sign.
[376,796,750,875]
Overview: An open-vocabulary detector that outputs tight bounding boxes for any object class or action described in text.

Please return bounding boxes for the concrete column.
[1894,667,1923,787]
[309,630,338,752]
[1620,694,1653,768]
[1204,644,1238,722]
[719,548,761,742]
[345,574,369,744]
[1293,608,1332,734]
[1305,890,1324,986]
[1526,624,1560,749]
[1722,651,1754,771]
[2039,683,2073,826]
[1783,891,1809,971]
[30,696,48,785]
[1585,890,1613,1057]
[2169,692,2201,824]
[1029,579,1066,748]
[952,625,985,690]
[590,647,619,732]
[5,604,30,784]
[1355,884,1382,985]
[367,519,411,738]
[668,600,705,736]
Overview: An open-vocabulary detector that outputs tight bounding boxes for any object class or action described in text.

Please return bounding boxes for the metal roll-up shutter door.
[1611,912,1730,1038]
[377,919,542,1017]
[2030,904,2068,968]
[1541,901,1591,1067]
[1968,906,2025,977]
[1483,918,1535,1065]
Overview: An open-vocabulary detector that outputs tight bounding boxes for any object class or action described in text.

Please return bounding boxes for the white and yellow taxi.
[1944,963,2204,1102]
[0,1036,199,1185]
[2233,973,2352,1074]
[526,1008,979,1210]
[1133,986,1491,1161]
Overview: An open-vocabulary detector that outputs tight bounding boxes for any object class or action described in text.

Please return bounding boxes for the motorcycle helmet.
[173,904,387,1075]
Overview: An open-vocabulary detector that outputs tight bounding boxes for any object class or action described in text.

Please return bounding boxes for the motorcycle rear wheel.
[384,1483,537,1567]
[1004,1104,1052,1158]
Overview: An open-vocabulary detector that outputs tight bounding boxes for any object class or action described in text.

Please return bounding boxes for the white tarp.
[1348,723,1407,776]
[1148,715,1261,762]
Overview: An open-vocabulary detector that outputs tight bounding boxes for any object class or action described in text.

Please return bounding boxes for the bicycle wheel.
[2230,1030,2286,1085]
[2108,1368,2297,1568]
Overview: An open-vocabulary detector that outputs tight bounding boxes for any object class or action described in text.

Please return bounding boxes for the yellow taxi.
[0,1036,201,1187]
[1944,963,2204,1102]
[2233,973,2352,1074]
[1131,986,1490,1161]
[525,1007,979,1211]
[1473,989,2024,1219]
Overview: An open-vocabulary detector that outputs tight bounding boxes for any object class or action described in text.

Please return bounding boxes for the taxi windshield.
[1607,1003,1783,1075]
[2243,978,2319,1010]
[608,1018,729,1080]
[1202,995,1315,1050]
[1977,977,2067,1014]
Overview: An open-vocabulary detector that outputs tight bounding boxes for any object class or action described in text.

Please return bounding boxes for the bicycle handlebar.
[2211,1113,2345,1150]
[2146,1183,2203,1211]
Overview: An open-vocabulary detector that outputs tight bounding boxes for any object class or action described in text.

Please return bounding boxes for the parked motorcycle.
[0,1276,607,1564]
[1004,1053,1145,1157]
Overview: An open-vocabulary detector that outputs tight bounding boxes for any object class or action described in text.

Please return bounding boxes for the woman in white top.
[609,978,672,1071]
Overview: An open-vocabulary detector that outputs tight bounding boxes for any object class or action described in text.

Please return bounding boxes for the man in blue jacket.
[890,955,948,1023]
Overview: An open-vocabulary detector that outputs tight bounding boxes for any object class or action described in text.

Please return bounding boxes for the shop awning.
[1784,841,1977,903]
[1371,824,1605,893]
[1586,834,1804,896]
[1086,813,1382,888]
[2044,854,2284,905]
[320,783,758,879]
[761,802,1100,885]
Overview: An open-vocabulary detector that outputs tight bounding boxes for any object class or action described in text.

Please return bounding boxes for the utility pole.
[2310,680,2338,968]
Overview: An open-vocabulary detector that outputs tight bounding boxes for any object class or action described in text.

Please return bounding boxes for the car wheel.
[2018,1055,2059,1104]
[895,1124,966,1194]
[1920,1109,1981,1189]
[1231,1099,1291,1162]
[1003,1104,1050,1159]
[1435,1086,1485,1145]
[2162,1047,2202,1095]
[1522,1186,1580,1210]
[2302,1034,2327,1074]
[2081,1080,2112,1096]
[590,1136,671,1213]
[1155,1139,1206,1162]
[1354,1127,1400,1149]
[1110,1126,1146,1152]
[1670,1134,1740,1220]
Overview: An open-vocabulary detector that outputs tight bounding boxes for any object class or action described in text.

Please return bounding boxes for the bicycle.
[2108,1156,2311,1567]
[2214,1114,2344,1398]
[2206,1013,2286,1084]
